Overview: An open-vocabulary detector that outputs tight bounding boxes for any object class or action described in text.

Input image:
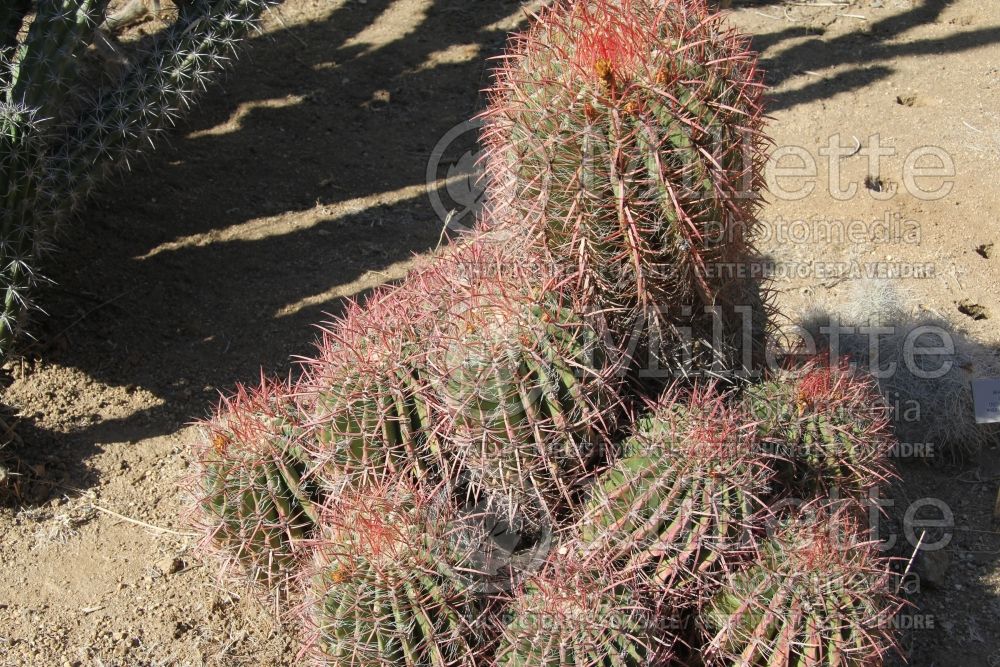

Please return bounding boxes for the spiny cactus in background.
[0,0,279,362]
[481,0,770,379]
[194,377,320,589]
[41,0,280,214]
[300,235,623,534]
[799,279,1000,461]
[702,507,900,666]
[5,0,106,124]
[1,0,106,352]
[743,355,896,501]
[575,385,771,599]
[496,556,675,666]
[0,103,46,355]
[305,479,496,666]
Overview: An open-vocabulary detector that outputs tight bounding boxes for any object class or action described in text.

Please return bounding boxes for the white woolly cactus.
[797,279,1000,460]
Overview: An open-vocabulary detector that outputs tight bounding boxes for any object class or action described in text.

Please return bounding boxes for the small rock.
[976,242,994,259]
[362,88,392,111]
[958,299,990,320]
[155,556,184,576]
[916,548,950,589]
[865,175,888,192]
[173,621,192,639]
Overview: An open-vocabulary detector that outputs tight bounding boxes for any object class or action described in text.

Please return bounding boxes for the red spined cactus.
[496,551,678,666]
[573,383,773,603]
[742,354,897,502]
[701,505,902,666]
[192,376,320,590]
[301,478,498,666]
[481,0,771,378]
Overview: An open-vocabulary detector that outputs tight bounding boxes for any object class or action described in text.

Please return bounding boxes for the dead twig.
[896,530,924,594]
[48,287,135,342]
[90,502,199,538]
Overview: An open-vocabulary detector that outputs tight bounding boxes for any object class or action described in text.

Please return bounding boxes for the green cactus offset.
[574,384,772,600]
[299,235,623,534]
[702,507,901,666]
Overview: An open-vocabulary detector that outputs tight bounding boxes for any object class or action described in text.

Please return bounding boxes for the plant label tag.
[972,379,1000,424]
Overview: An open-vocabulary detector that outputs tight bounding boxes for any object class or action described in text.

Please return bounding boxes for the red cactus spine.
[297,235,624,534]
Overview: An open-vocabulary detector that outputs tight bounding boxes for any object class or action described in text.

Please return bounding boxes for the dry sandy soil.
[1,0,999,664]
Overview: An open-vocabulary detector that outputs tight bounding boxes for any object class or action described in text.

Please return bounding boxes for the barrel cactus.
[574,385,772,599]
[0,0,279,362]
[301,236,622,534]
[194,377,320,589]
[300,281,436,487]
[743,356,895,501]
[702,508,900,666]
[496,555,675,666]
[422,266,620,532]
[481,0,770,378]
[305,479,496,666]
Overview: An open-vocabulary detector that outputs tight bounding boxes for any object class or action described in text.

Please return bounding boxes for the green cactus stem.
[481,0,771,378]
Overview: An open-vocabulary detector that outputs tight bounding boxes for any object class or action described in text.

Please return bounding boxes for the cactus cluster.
[0,0,279,362]
[295,236,622,534]
[190,1,904,665]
